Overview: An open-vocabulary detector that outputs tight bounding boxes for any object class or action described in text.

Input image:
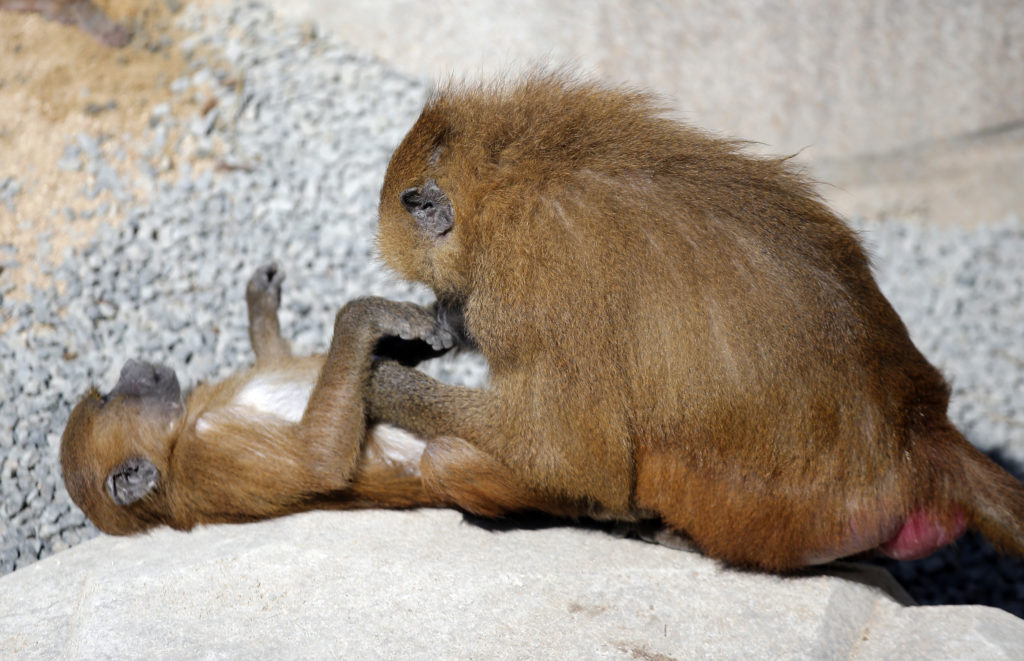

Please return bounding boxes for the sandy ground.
[0,0,205,299]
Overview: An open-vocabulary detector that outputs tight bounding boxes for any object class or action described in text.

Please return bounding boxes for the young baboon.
[367,72,1024,571]
[60,265,537,535]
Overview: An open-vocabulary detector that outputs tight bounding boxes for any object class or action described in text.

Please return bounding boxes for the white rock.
[1,509,1021,659]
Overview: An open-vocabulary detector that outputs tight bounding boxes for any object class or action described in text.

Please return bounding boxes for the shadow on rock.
[460,447,1024,619]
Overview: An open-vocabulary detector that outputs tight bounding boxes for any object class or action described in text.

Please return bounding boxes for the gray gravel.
[1,1,1022,616]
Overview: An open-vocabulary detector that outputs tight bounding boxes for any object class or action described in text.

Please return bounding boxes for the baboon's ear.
[106,457,159,505]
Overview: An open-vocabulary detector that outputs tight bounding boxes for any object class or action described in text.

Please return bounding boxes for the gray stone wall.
[276,0,1024,223]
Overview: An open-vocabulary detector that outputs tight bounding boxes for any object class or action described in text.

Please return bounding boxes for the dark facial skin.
[99,360,183,505]
[400,179,455,238]
[110,359,183,409]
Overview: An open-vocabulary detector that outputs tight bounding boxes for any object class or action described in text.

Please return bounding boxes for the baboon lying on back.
[60,265,541,535]
[362,72,1024,571]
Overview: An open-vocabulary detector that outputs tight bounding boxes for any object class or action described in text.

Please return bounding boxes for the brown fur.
[60,266,533,535]
[368,72,1024,570]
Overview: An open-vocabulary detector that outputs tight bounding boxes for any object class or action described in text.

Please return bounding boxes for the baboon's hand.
[335,297,457,353]
[431,300,474,351]
[246,263,284,315]
[424,311,459,353]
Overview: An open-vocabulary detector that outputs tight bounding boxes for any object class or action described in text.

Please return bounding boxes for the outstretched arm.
[365,361,586,519]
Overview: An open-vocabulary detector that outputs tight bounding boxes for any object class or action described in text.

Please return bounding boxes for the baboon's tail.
[950,430,1024,555]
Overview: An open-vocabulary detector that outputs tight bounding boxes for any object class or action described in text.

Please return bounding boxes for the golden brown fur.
[368,72,1024,570]
[60,265,532,535]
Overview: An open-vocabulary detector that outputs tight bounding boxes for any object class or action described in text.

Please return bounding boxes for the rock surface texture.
[2,509,1023,660]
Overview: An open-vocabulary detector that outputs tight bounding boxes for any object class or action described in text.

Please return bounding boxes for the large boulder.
[1,509,1022,659]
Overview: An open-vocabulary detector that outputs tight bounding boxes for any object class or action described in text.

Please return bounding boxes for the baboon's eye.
[400,187,425,214]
